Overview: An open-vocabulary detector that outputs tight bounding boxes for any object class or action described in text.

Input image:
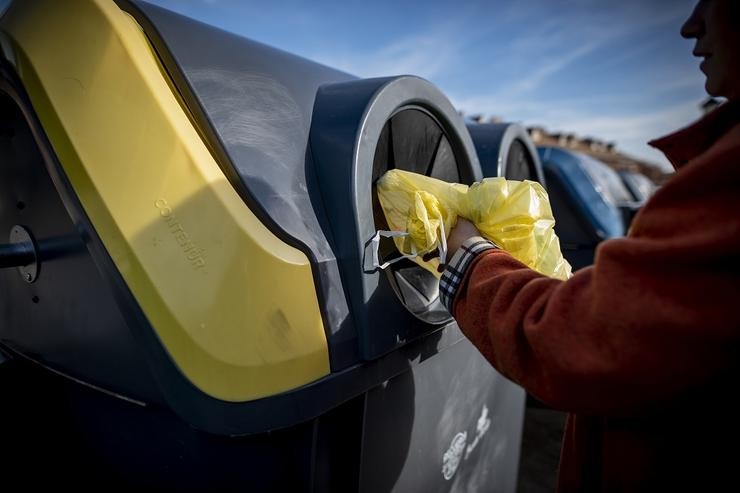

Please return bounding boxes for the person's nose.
[681,1,705,40]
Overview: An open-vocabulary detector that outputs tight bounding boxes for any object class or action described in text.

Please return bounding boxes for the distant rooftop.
[525,126,668,184]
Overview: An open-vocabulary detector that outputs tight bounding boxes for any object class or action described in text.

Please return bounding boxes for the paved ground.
[517,408,567,493]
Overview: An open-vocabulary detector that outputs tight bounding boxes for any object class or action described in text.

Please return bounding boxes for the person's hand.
[422,217,481,271]
[447,218,480,259]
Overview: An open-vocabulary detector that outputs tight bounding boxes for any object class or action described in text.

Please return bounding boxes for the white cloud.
[309,32,463,80]
[479,3,690,99]
[452,92,701,171]
[500,40,604,97]
[444,4,702,172]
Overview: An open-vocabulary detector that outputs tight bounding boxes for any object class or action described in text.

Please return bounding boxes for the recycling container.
[571,153,642,228]
[537,146,631,269]
[466,122,545,183]
[0,0,525,490]
[618,169,657,205]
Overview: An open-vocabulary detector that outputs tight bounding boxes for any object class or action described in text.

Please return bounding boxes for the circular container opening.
[504,138,539,182]
[371,106,466,324]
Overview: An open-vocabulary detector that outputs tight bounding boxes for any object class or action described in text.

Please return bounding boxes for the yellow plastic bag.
[376,169,572,280]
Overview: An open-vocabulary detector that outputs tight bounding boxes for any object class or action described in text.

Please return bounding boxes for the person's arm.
[442,222,739,417]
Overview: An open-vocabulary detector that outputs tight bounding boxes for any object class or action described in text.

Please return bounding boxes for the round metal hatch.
[466,122,546,185]
[371,106,467,324]
[503,138,537,181]
[310,75,483,360]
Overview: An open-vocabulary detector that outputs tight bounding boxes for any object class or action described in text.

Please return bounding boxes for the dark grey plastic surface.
[1,5,527,461]
[124,0,360,369]
[466,122,545,183]
[0,78,162,405]
[0,62,473,435]
[2,334,525,493]
[360,340,525,493]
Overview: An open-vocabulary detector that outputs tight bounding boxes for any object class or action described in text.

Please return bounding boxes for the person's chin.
[704,77,723,98]
[701,63,736,98]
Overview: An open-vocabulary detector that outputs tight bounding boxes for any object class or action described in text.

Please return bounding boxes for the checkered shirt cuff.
[439,236,498,313]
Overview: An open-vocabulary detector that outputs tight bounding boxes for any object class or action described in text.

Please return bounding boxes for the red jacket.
[451,102,740,492]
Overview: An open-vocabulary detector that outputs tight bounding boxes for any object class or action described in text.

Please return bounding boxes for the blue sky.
[144,0,706,171]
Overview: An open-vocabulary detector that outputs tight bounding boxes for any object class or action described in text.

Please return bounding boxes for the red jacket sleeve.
[451,140,740,417]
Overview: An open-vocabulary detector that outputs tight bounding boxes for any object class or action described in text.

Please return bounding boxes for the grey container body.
[1,1,528,491]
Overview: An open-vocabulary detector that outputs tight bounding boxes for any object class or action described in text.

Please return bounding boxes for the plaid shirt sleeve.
[439,236,498,313]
